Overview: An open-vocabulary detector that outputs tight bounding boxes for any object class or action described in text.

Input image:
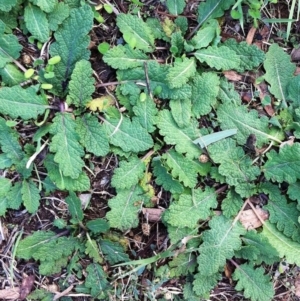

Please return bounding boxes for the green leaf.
[24,4,49,42]
[50,4,93,94]
[224,39,265,72]
[287,181,300,201]
[208,138,260,192]
[197,215,246,276]
[86,219,110,234]
[167,58,196,88]
[237,231,280,264]
[76,115,109,157]
[133,94,158,133]
[190,21,217,49]
[107,185,146,230]
[192,72,220,117]
[48,2,70,31]
[50,113,85,179]
[117,61,192,100]
[44,154,90,191]
[156,110,201,159]
[34,0,57,13]
[0,0,18,12]
[222,189,243,218]
[152,159,184,194]
[0,23,22,68]
[6,182,22,210]
[287,75,300,106]
[85,236,103,263]
[21,179,40,213]
[103,116,153,152]
[0,153,12,169]
[261,221,300,266]
[260,183,300,242]
[194,46,240,70]
[99,239,130,264]
[103,45,148,70]
[86,263,109,298]
[17,231,80,275]
[66,60,95,108]
[116,14,154,52]
[197,0,235,26]
[193,272,221,297]
[164,187,217,228]
[65,191,83,222]
[170,31,184,55]
[169,253,197,277]
[233,263,274,301]
[218,78,241,105]
[0,63,24,86]
[111,156,146,190]
[263,143,300,183]
[166,0,185,15]
[0,178,11,197]
[0,86,49,120]
[163,150,198,188]
[217,103,276,147]
[0,118,24,163]
[169,98,191,128]
[264,43,296,102]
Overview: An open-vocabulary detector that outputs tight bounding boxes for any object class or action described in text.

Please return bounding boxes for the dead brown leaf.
[246,26,256,45]
[0,288,20,300]
[223,71,242,81]
[142,208,164,222]
[295,274,300,297]
[19,275,35,300]
[239,208,269,230]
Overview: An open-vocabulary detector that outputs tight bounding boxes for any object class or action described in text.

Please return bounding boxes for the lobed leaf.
[164,187,217,228]
[111,156,146,190]
[0,86,49,120]
[233,263,274,301]
[76,115,109,157]
[152,159,184,194]
[193,272,221,297]
[133,94,158,133]
[192,72,220,117]
[166,0,185,15]
[163,150,198,188]
[0,0,18,12]
[103,116,153,153]
[167,57,196,88]
[65,191,84,222]
[261,221,300,266]
[66,60,95,108]
[116,14,154,52]
[194,46,240,70]
[224,39,265,72]
[106,186,146,230]
[85,237,103,263]
[50,4,93,94]
[103,44,148,70]
[21,180,40,213]
[24,4,49,42]
[217,103,276,147]
[44,154,90,191]
[263,143,300,184]
[99,240,130,265]
[264,43,295,102]
[48,2,70,31]
[169,98,191,128]
[50,113,85,179]
[86,263,109,298]
[156,110,201,159]
[260,183,300,242]
[197,215,246,276]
